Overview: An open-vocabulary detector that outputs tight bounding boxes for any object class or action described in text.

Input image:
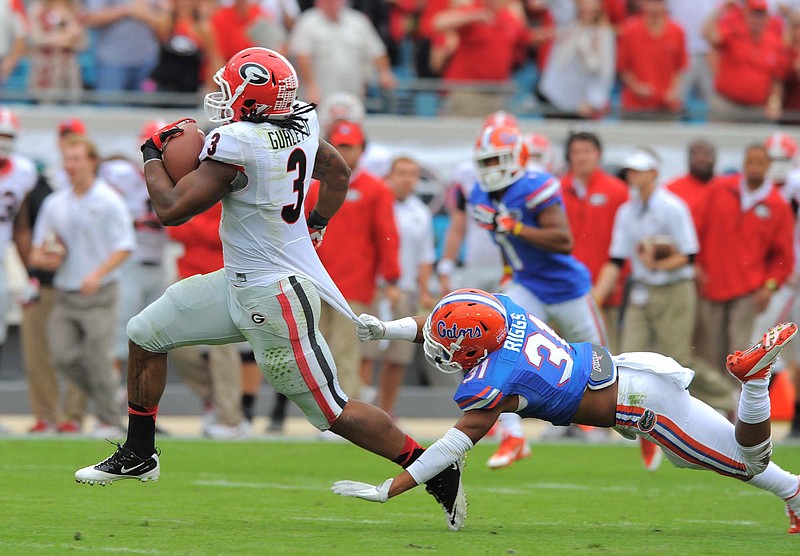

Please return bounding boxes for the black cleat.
[75,443,160,485]
[424,455,467,531]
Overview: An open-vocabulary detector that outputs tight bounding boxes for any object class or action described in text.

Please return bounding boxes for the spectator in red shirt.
[210,0,286,63]
[304,121,400,400]
[781,9,800,123]
[560,131,629,352]
[665,139,718,231]
[617,0,687,116]
[434,0,532,116]
[695,144,795,383]
[704,0,787,122]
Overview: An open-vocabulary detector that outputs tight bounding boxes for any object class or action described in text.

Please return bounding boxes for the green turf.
[0,439,798,555]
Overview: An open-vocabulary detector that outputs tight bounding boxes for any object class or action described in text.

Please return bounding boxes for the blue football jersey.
[453,295,593,426]
[468,172,591,304]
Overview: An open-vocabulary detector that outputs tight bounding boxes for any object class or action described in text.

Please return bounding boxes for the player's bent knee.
[739,437,772,475]
[126,313,167,353]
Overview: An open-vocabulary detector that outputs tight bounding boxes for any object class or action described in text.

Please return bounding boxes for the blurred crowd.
[6,0,800,120]
[1,96,800,442]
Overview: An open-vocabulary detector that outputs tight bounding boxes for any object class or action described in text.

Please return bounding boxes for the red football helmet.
[765,131,798,184]
[482,110,519,132]
[204,47,299,124]
[423,289,509,374]
[0,107,20,161]
[474,124,529,192]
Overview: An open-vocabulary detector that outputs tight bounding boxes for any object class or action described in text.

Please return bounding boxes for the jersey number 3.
[523,316,574,386]
[281,148,307,224]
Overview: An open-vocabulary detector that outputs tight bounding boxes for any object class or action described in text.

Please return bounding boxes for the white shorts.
[127,270,348,430]
[612,352,750,478]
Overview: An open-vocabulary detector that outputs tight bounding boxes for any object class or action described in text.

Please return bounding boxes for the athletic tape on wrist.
[382,317,418,342]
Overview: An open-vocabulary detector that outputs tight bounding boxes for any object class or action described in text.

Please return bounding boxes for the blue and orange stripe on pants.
[616,404,748,478]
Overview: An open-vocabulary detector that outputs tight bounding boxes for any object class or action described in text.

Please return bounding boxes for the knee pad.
[126,312,164,353]
[739,437,772,475]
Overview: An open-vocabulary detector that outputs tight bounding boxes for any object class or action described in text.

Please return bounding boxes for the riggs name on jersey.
[262,120,311,150]
[502,312,527,353]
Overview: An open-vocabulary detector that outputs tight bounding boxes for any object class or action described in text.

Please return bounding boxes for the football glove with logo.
[331,478,393,503]
[141,118,196,164]
[471,203,519,235]
[356,313,386,342]
[306,208,330,250]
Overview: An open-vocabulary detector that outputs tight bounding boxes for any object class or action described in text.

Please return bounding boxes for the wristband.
[307,208,330,230]
[503,264,513,276]
[382,317,418,342]
[764,278,778,292]
[511,221,523,236]
[406,428,474,485]
[436,258,456,276]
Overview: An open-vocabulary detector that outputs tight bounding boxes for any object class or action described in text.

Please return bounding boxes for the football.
[161,120,205,183]
[638,235,676,261]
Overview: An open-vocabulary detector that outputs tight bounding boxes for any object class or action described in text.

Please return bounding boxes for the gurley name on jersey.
[263,120,311,150]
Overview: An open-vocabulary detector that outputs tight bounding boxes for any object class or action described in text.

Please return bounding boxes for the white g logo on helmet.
[239,63,270,86]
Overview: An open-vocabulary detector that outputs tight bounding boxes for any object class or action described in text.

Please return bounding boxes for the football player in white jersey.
[0,107,37,351]
[74,47,465,531]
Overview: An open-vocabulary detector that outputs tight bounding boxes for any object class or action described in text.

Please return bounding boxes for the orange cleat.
[487,434,531,469]
[726,322,798,382]
[640,437,662,471]
[787,478,800,534]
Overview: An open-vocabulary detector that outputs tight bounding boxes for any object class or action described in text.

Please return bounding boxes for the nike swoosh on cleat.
[120,462,148,474]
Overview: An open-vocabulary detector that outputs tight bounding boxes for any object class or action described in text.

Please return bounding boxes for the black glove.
[140,118,195,164]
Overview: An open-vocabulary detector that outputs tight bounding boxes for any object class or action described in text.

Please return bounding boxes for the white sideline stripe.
[477,483,638,496]
[193,479,321,491]
[0,541,164,555]
[289,516,393,525]
[681,519,759,526]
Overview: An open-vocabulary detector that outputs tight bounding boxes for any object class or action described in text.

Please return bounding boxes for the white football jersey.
[199,106,357,321]
[99,158,167,264]
[0,154,37,252]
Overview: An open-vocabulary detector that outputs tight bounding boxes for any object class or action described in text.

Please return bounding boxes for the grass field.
[0,438,798,555]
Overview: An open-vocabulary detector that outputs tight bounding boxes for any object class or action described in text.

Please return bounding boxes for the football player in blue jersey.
[333,289,800,534]
[468,123,608,467]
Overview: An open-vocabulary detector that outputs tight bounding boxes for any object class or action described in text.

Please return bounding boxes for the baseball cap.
[328,121,365,147]
[622,148,660,172]
[58,118,87,136]
[746,0,768,11]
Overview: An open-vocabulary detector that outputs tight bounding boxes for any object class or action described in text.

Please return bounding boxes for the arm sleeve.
[108,196,137,252]
[766,201,796,286]
[667,198,699,256]
[374,183,401,283]
[31,197,54,248]
[454,381,506,411]
[608,204,634,259]
[524,176,563,216]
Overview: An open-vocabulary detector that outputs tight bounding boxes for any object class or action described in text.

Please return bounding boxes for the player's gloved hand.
[471,204,498,231]
[141,118,195,164]
[471,204,520,235]
[356,313,386,342]
[493,203,519,236]
[331,478,393,503]
[306,208,330,251]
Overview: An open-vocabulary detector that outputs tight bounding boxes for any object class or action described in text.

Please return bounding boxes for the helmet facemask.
[475,147,524,192]
[422,315,493,374]
[204,69,236,123]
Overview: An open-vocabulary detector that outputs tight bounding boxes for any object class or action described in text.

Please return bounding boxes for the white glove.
[308,226,325,250]
[356,313,386,342]
[331,478,393,503]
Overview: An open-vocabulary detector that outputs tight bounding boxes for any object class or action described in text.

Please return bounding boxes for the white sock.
[737,378,771,424]
[747,461,800,502]
[498,412,524,438]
